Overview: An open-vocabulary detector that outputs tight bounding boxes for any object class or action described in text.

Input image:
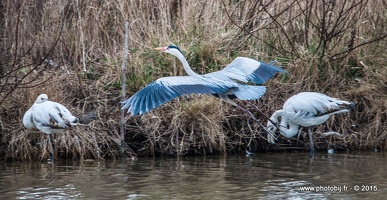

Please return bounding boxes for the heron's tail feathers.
[233,85,266,100]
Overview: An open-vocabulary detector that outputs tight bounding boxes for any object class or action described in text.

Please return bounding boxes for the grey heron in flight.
[122,45,286,137]
[267,92,355,156]
[23,94,79,163]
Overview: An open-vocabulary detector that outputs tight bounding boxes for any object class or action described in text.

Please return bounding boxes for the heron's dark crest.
[167,45,184,56]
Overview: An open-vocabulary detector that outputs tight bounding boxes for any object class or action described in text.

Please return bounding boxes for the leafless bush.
[0,1,68,105]
[223,0,387,62]
[0,0,386,160]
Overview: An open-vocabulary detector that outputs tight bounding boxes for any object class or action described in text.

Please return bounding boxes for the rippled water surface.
[0,152,386,199]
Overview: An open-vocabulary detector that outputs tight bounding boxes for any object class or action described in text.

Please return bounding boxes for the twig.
[75,0,87,72]
[120,21,129,156]
[330,34,387,61]
[0,1,68,106]
[220,0,284,56]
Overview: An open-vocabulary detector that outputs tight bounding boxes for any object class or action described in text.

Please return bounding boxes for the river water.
[0,152,385,199]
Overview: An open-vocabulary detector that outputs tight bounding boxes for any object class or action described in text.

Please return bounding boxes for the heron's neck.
[273,110,300,138]
[174,52,199,76]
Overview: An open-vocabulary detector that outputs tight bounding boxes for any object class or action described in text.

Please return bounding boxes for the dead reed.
[0,0,386,160]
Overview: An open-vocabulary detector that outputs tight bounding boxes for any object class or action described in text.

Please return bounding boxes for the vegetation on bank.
[0,0,386,160]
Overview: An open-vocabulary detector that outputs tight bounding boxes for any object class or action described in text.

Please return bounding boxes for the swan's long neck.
[173,51,199,76]
[272,110,300,138]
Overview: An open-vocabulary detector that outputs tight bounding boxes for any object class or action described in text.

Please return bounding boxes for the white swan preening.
[23,94,79,162]
[121,45,286,137]
[267,92,355,156]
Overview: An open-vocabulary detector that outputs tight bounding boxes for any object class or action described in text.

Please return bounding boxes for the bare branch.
[120,21,129,156]
[220,0,286,57]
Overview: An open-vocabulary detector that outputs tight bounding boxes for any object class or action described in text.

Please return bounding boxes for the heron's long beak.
[154,47,167,51]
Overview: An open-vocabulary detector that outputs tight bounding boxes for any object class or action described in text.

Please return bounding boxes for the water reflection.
[0,152,386,199]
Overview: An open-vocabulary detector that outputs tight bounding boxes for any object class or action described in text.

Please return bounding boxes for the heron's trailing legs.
[219,94,277,140]
[244,101,282,133]
[234,104,277,140]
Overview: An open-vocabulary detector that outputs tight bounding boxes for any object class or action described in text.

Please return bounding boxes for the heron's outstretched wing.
[214,57,286,84]
[232,85,266,100]
[121,76,237,116]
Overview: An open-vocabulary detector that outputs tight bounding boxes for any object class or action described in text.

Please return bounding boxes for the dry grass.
[128,95,227,156]
[0,0,386,160]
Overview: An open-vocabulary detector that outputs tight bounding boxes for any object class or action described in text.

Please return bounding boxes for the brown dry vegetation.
[0,0,386,161]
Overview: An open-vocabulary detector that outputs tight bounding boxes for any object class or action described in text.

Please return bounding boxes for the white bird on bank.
[23,94,79,162]
[267,92,355,156]
[121,45,286,137]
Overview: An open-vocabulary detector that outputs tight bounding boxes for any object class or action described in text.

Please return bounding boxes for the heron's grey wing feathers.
[121,76,236,116]
[232,85,266,100]
[219,57,286,84]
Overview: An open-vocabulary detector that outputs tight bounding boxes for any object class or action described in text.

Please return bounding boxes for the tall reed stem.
[120,21,129,156]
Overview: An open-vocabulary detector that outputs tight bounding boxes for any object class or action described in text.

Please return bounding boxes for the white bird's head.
[266,110,283,144]
[155,45,184,57]
[267,120,278,135]
[35,94,48,104]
